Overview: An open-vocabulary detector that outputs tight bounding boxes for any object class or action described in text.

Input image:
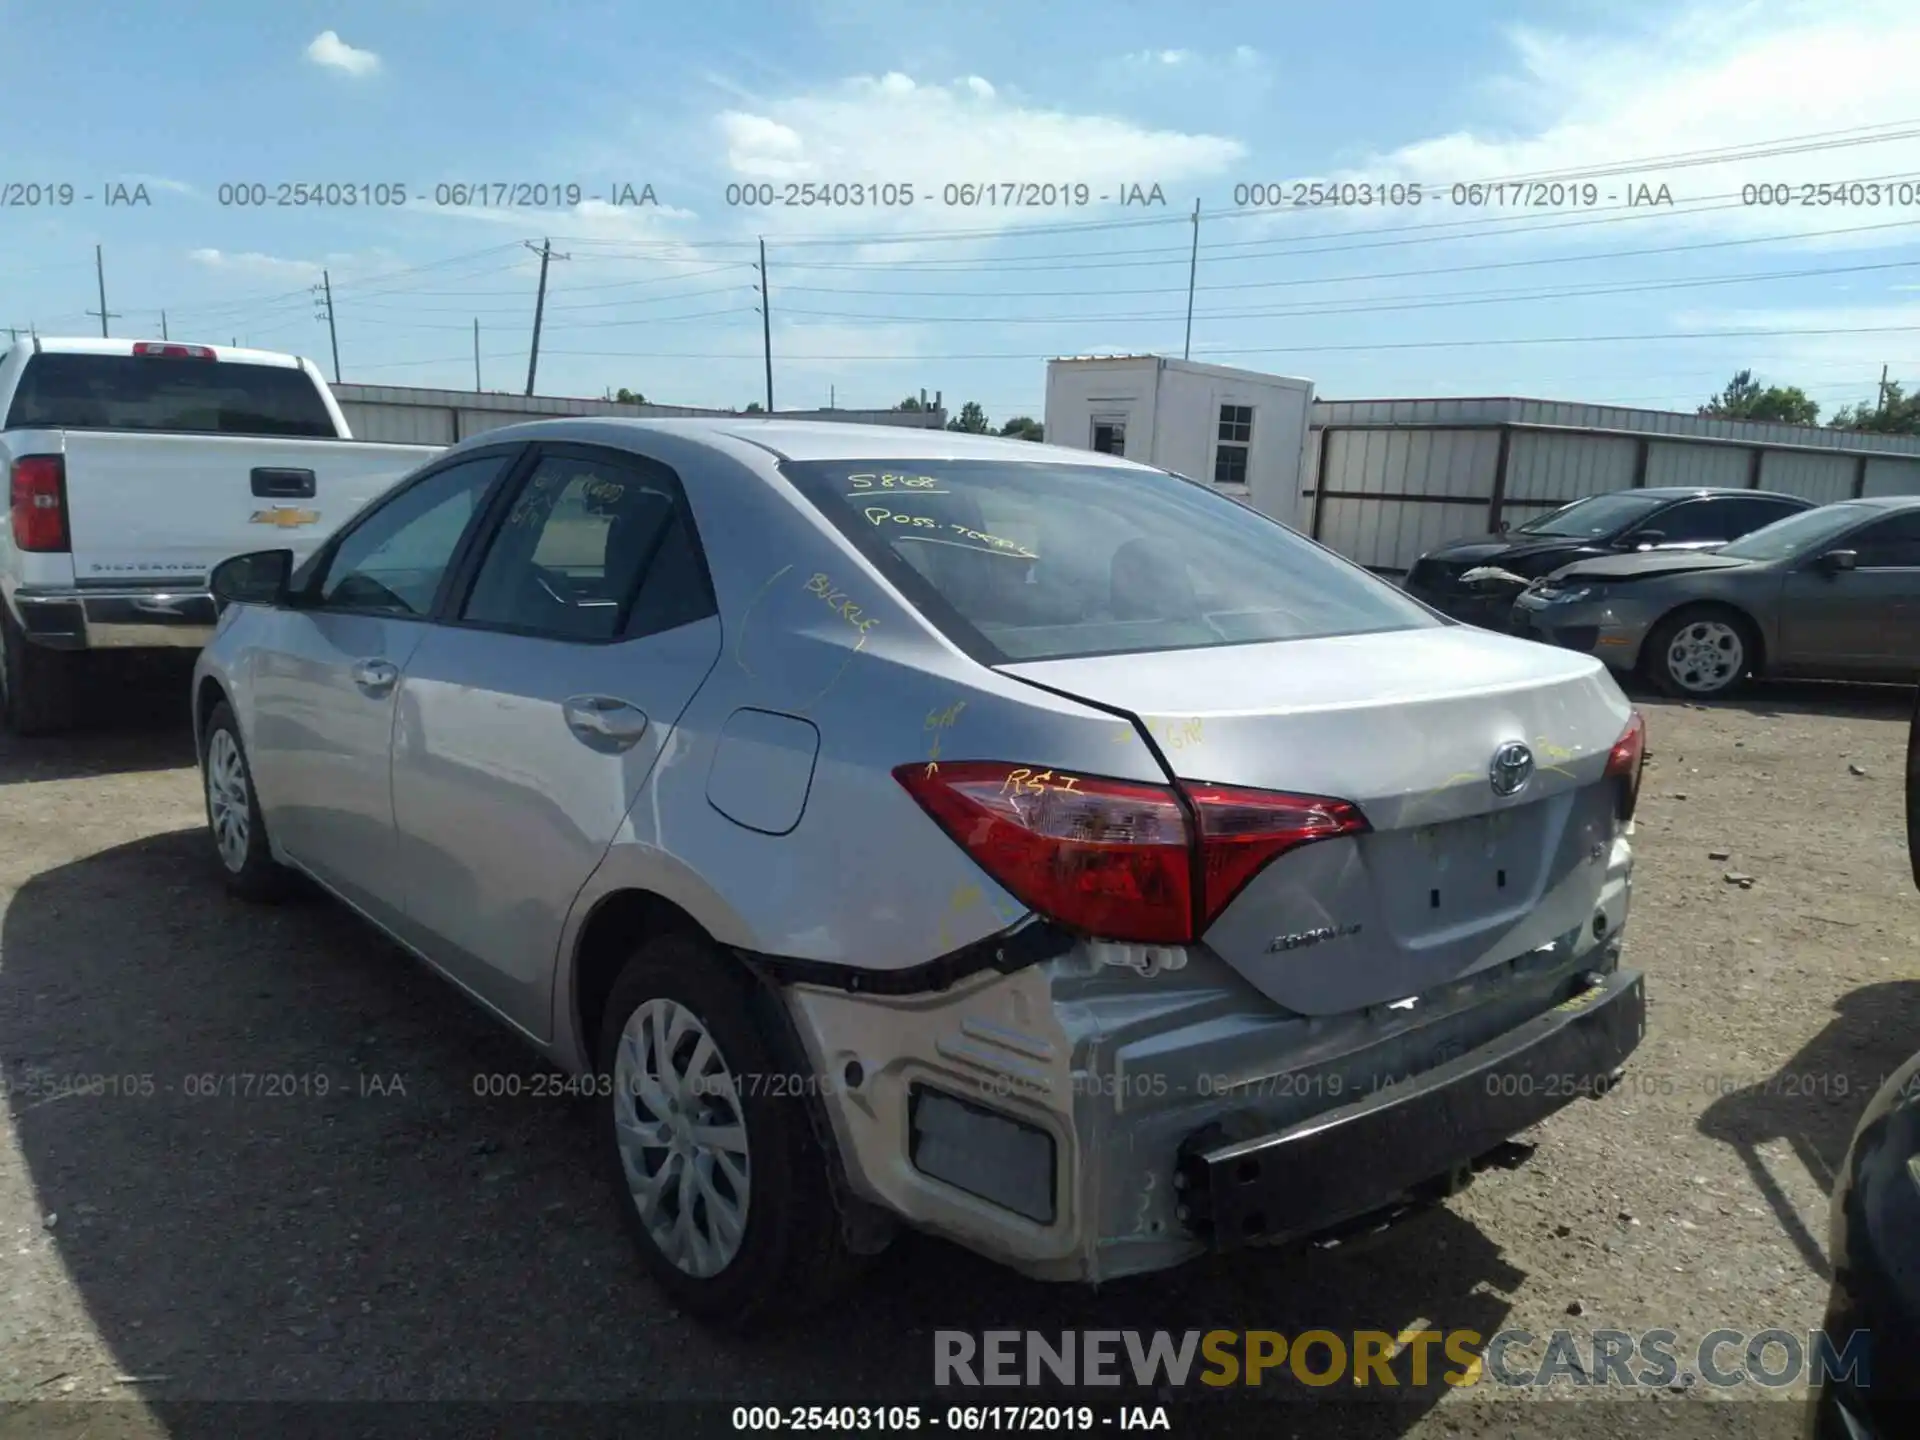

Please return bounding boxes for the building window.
[1214,404,1253,486]
[1090,418,1127,455]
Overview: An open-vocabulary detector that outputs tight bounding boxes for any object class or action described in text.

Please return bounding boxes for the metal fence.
[333,383,947,447]
[1303,397,1920,574]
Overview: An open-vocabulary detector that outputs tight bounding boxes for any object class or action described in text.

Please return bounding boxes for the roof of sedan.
[1631,485,1812,500]
[457,415,1149,467]
[1843,493,1920,510]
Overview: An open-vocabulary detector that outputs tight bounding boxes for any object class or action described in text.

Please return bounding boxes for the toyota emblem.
[1490,741,1535,797]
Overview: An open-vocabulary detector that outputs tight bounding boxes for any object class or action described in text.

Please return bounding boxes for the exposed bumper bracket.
[1176,968,1647,1249]
[12,587,218,650]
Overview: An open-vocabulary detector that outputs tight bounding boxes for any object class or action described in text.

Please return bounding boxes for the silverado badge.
[250,507,321,528]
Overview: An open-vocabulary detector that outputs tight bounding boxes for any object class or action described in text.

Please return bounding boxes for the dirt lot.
[0,676,1913,1439]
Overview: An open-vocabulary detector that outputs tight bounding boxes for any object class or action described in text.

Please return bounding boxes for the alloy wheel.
[206,729,252,873]
[1664,620,1744,695]
[612,998,752,1278]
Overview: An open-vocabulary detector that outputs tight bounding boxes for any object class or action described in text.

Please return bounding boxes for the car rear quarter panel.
[550,429,1174,1059]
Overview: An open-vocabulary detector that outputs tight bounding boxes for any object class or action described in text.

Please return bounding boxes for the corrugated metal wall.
[332,383,948,446]
[1864,457,1920,496]
[1307,396,1920,573]
[1757,450,1857,504]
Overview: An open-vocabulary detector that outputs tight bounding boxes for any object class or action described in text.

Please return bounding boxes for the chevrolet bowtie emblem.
[250,507,320,528]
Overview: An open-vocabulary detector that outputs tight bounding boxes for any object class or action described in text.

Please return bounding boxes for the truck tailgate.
[58,430,441,585]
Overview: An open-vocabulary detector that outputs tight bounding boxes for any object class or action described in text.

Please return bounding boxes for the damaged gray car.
[191,418,1648,1327]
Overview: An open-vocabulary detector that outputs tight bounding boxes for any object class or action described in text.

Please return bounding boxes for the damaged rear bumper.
[780,836,1640,1284]
[1175,967,1645,1248]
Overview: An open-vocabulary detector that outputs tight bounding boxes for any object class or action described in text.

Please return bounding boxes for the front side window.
[1850,512,1920,568]
[460,450,712,641]
[1214,404,1253,486]
[317,454,510,615]
[780,458,1439,663]
[1638,499,1738,544]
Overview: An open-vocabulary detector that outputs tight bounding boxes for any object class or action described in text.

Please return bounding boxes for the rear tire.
[1643,605,1758,700]
[0,606,80,736]
[596,933,862,1330]
[201,701,292,901]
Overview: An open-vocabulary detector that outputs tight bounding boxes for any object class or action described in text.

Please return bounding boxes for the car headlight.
[1543,584,1600,604]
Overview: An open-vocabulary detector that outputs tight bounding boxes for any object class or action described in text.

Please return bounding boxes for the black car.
[1401,487,1815,627]
[1810,688,1920,1438]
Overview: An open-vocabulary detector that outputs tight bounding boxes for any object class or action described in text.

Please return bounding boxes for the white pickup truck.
[1,337,443,734]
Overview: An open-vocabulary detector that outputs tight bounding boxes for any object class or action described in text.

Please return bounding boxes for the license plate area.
[1369,805,1551,938]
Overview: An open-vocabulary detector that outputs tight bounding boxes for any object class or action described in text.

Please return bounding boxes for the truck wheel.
[0,607,79,736]
[201,702,292,901]
[1643,605,1757,700]
[596,933,861,1329]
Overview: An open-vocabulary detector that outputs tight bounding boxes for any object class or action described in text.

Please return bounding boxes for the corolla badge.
[1489,741,1535,797]
[1266,922,1363,954]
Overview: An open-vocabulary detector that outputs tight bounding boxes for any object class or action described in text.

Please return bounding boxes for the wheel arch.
[1643,598,1769,681]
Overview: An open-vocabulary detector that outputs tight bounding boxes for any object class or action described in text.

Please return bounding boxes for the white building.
[1043,356,1316,525]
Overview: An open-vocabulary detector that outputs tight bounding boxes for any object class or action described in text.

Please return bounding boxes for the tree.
[1698,370,1819,425]
[1829,379,1920,435]
[946,400,990,434]
[998,416,1044,441]
[894,395,925,412]
[614,387,645,404]
[743,401,764,413]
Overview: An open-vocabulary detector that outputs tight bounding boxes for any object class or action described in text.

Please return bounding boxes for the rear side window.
[5,353,336,436]
[780,459,1440,663]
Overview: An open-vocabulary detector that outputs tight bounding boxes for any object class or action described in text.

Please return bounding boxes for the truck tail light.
[9,455,69,553]
[1605,710,1647,822]
[132,342,216,359]
[893,762,1369,945]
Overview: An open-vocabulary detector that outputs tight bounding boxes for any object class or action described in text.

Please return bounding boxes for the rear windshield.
[780,458,1441,663]
[5,353,337,437]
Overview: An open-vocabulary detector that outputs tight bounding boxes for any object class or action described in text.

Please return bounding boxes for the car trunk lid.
[1001,625,1633,1015]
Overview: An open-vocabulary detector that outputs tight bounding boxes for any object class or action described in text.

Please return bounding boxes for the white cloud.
[713,71,1242,238]
[306,30,380,78]
[125,175,195,195]
[187,248,325,281]
[1334,0,1920,245]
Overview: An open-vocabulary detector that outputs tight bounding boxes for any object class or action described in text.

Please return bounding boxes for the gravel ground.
[0,675,1913,1440]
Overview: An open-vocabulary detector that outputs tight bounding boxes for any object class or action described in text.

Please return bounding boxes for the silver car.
[193,418,1648,1327]
[1510,496,1920,698]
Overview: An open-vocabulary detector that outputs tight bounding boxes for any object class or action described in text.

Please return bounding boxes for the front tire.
[0,605,80,736]
[1644,605,1758,700]
[201,701,291,901]
[597,934,861,1329]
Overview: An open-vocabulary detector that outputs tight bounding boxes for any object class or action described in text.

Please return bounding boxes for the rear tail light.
[9,455,69,552]
[1605,710,1647,822]
[132,342,216,359]
[894,762,1369,945]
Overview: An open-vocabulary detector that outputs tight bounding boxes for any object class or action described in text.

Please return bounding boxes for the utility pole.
[311,270,342,382]
[160,311,168,341]
[754,237,773,412]
[829,384,835,409]
[474,319,482,391]
[87,245,120,337]
[1879,363,1890,413]
[1183,199,1200,361]
[524,237,569,396]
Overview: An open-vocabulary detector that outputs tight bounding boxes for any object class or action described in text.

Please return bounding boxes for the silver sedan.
[193,418,1648,1327]
[1510,495,1920,698]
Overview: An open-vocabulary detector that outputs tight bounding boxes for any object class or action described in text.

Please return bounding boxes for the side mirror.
[210,549,294,609]
[1625,529,1666,551]
[1819,549,1859,573]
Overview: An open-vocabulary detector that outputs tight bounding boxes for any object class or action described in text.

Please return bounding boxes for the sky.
[4,0,1920,427]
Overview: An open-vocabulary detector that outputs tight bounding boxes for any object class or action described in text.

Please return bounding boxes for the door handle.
[563,696,650,750]
[351,658,399,694]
